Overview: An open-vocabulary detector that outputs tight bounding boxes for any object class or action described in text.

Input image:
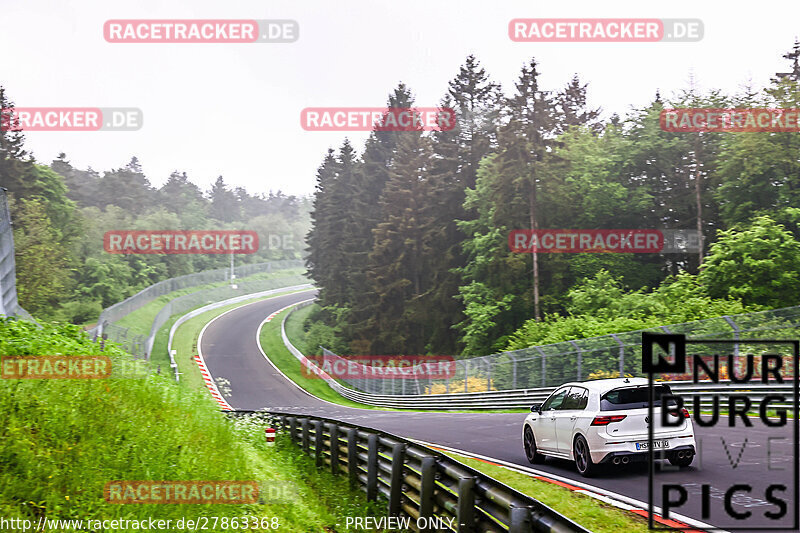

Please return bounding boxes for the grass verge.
[0,318,399,532]
[258,307,384,410]
[440,450,649,533]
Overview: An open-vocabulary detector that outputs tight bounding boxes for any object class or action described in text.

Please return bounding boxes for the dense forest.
[0,88,310,323]
[304,44,800,357]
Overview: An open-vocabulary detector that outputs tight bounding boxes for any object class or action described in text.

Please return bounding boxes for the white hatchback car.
[522,377,696,476]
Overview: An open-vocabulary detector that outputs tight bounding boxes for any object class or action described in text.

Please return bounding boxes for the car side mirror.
[531,404,541,413]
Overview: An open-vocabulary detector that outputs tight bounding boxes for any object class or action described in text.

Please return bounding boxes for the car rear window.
[600,385,674,411]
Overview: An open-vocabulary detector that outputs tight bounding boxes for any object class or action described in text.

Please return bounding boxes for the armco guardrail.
[227,410,590,533]
[281,304,796,409]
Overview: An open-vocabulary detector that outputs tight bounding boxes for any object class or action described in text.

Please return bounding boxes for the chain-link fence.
[318,305,800,395]
[90,260,305,358]
[0,187,33,320]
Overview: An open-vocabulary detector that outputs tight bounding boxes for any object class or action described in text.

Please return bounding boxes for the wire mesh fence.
[90,260,306,358]
[318,305,800,395]
[0,187,33,320]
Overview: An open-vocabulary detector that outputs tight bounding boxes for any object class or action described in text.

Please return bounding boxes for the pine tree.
[208,176,240,222]
[497,58,557,321]
[366,131,435,354]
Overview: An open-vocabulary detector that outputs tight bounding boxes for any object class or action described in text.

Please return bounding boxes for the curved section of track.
[200,291,796,531]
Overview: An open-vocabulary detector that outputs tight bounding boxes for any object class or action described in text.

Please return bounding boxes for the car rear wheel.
[524,426,545,464]
[573,435,597,477]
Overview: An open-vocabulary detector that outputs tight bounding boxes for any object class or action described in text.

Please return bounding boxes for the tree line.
[0,87,310,323]
[305,44,800,357]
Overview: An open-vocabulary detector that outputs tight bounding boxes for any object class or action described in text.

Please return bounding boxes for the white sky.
[1,0,797,197]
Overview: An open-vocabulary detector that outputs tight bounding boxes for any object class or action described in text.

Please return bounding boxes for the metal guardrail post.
[366,434,379,501]
[508,506,529,533]
[347,428,359,486]
[301,418,309,453]
[289,417,297,444]
[456,476,476,533]
[388,443,405,515]
[330,423,340,475]
[313,420,323,466]
[419,456,436,530]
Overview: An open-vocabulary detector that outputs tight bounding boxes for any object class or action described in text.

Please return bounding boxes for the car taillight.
[591,415,627,426]
[681,408,690,418]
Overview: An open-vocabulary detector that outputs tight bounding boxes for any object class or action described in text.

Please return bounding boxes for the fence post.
[330,423,340,475]
[506,352,518,389]
[723,316,740,358]
[418,456,436,531]
[456,476,476,533]
[464,360,469,393]
[535,347,547,387]
[569,341,582,381]
[611,333,625,376]
[388,443,405,515]
[289,417,297,444]
[366,434,378,501]
[347,428,359,486]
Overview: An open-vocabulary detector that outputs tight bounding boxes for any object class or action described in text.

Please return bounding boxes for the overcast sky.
[2,0,797,197]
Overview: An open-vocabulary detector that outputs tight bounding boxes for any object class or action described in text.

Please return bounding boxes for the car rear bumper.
[590,435,696,464]
[597,444,695,464]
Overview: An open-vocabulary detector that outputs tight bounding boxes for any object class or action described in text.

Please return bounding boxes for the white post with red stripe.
[265,427,276,446]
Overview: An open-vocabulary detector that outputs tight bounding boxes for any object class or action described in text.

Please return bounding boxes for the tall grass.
[0,318,394,532]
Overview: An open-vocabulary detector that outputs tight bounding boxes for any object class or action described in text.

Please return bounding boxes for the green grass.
[284,302,314,355]
[258,308,384,410]
[440,450,650,533]
[112,268,306,337]
[0,318,400,532]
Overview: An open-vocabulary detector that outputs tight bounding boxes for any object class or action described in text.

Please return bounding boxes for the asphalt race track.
[200,290,798,531]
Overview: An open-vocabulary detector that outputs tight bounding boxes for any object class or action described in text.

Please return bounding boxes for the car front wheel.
[524,426,545,464]
[573,435,597,477]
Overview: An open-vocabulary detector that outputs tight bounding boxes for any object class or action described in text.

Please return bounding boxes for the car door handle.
[570,416,577,421]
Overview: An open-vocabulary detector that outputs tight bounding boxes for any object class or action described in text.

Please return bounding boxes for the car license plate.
[636,440,669,450]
